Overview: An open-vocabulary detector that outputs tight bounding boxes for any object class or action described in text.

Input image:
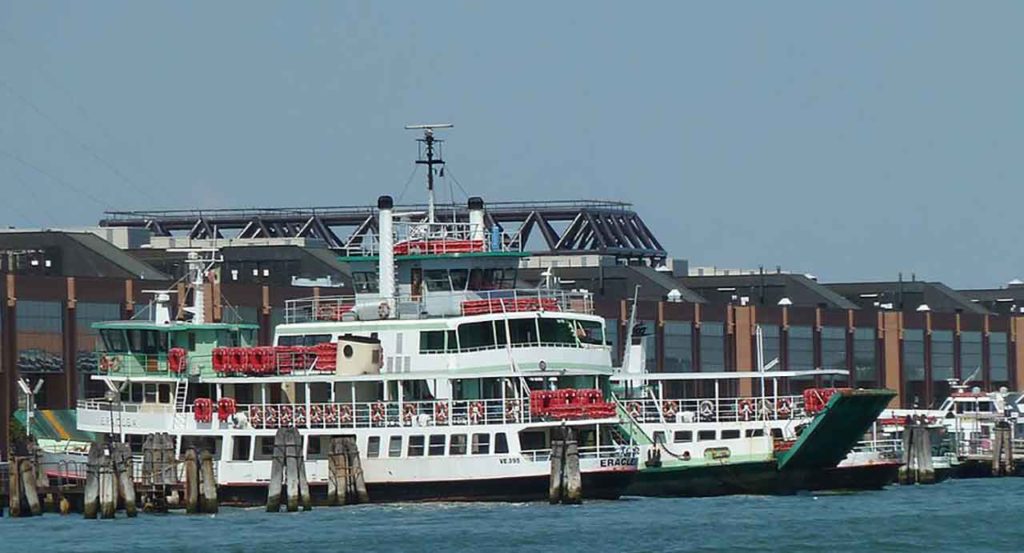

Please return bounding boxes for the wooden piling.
[266,430,285,512]
[284,429,300,512]
[899,422,935,484]
[549,439,564,504]
[19,458,42,516]
[99,449,117,519]
[344,436,368,504]
[297,446,312,512]
[992,422,1014,476]
[83,442,103,519]
[8,456,23,518]
[183,449,199,514]
[113,442,137,517]
[563,439,583,504]
[199,450,218,514]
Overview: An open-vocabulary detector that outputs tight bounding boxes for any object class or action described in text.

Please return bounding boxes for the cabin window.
[519,430,546,450]
[307,437,322,456]
[538,318,576,346]
[408,436,425,457]
[721,429,741,440]
[449,434,467,455]
[745,429,765,438]
[143,384,159,403]
[574,320,605,346]
[472,433,490,454]
[352,271,379,293]
[652,431,666,444]
[446,330,458,353]
[428,435,446,456]
[449,269,469,291]
[494,433,509,454]
[424,270,451,291]
[278,334,331,347]
[261,437,275,456]
[459,322,496,351]
[367,436,381,458]
[697,430,716,441]
[673,431,693,443]
[420,331,446,353]
[100,329,127,352]
[770,428,784,439]
[494,321,508,346]
[158,384,171,403]
[232,437,251,461]
[508,319,538,346]
[388,436,402,458]
[127,329,165,354]
[187,332,197,351]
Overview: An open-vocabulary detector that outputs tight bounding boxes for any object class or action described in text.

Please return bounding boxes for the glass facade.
[903,329,926,407]
[224,306,260,325]
[17,300,64,373]
[699,322,725,371]
[960,331,982,382]
[787,326,814,371]
[931,330,954,402]
[75,302,122,374]
[821,326,847,371]
[663,321,693,372]
[852,327,877,387]
[990,332,1009,386]
[758,325,781,370]
[637,320,657,372]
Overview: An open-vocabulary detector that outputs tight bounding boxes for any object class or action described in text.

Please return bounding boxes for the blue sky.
[1,1,1020,288]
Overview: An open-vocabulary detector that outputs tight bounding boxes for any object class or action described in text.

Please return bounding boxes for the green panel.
[776,388,896,471]
[14,409,97,442]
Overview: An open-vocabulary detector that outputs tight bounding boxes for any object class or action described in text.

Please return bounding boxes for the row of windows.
[653,428,766,444]
[420,318,603,354]
[366,433,511,458]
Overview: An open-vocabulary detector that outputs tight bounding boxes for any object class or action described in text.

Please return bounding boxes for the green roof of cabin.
[91,321,259,331]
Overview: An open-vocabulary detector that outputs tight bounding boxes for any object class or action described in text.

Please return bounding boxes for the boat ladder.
[173,378,189,429]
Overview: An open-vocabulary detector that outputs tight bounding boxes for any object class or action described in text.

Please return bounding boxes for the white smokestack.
[468,196,485,244]
[377,196,396,312]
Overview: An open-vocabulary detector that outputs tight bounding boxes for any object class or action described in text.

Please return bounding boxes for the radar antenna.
[405,123,453,224]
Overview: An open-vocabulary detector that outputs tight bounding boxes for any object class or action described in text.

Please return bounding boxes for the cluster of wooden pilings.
[4,439,74,517]
[990,421,1016,477]
[899,420,936,484]
[327,436,368,505]
[549,429,583,505]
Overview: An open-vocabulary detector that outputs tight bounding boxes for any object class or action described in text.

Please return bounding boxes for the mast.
[405,123,453,225]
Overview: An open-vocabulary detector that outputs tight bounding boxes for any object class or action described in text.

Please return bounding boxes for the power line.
[0,78,158,202]
[0,148,112,209]
[3,168,58,227]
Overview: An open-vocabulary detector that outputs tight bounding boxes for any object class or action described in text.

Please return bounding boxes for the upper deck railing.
[283,288,594,324]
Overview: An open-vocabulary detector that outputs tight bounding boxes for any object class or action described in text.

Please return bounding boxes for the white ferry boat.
[75,128,638,503]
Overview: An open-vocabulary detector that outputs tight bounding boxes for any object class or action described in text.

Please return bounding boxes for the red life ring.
[402,403,417,425]
[265,406,279,428]
[626,401,642,420]
[99,354,120,373]
[293,405,307,427]
[776,398,793,419]
[434,402,449,424]
[662,400,680,420]
[168,347,188,373]
[280,405,294,427]
[249,406,263,428]
[738,399,755,421]
[505,400,521,422]
[371,402,386,425]
[469,401,486,424]
[331,405,346,425]
[310,405,324,425]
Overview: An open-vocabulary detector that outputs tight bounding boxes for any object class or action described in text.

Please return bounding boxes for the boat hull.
[216,470,634,506]
[625,460,899,497]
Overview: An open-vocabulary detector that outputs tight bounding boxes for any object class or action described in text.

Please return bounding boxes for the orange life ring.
[434,402,449,424]
[371,402,386,425]
[505,399,521,422]
[310,405,324,425]
[662,400,679,420]
[403,403,417,424]
[469,401,486,424]
[626,401,642,420]
[738,399,755,421]
[336,404,350,425]
[776,398,793,419]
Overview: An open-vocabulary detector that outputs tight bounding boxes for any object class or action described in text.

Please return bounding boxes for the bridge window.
[100,329,127,353]
[745,429,764,438]
[352,271,379,293]
[538,318,575,346]
[449,269,469,291]
[232,437,251,461]
[420,330,446,353]
[508,319,538,346]
[424,270,451,291]
[278,334,331,347]
[459,322,496,351]
[127,329,167,354]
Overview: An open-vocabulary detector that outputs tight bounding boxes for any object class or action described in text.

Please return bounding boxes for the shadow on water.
[2,479,1022,553]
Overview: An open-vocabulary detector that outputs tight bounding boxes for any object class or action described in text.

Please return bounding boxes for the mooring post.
[114,442,137,517]
[183,449,199,514]
[564,438,583,504]
[19,457,42,516]
[343,436,368,504]
[266,429,285,512]
[83,442,103,519]
[199,450,218,513]
[9,456,23,517]
[326,441,339,506]
[296,432,312,511]
[99,448,117,519]
[549,439,565,504]
[285,429,300,512]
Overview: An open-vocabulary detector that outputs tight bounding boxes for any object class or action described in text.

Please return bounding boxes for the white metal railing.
[520,445,638,463]
[614,395,807,424]
[77,399,144,413]
[851,438,903,455]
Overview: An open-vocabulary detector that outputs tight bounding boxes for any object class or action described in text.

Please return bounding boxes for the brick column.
[881,311,903,407]
[734,306,755,396]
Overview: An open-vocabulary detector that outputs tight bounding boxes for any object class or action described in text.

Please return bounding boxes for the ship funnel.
[468,196,485,245]
[378,195,396,312]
